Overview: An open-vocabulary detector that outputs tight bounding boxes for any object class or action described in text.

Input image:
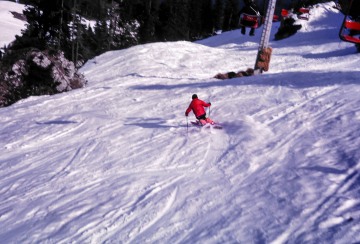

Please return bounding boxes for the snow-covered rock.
[0,49,86,107]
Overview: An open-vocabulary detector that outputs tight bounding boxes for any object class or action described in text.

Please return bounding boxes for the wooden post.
[254,0,277,74]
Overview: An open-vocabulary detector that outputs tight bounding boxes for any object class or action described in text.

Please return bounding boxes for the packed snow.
[0,1,25,48]
[1,1,360,243]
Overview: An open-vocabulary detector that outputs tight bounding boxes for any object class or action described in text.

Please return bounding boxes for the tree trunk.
[58,0,64,51]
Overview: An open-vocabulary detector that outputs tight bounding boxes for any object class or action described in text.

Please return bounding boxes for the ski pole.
[209,102,211,117]
[186,116,188,134]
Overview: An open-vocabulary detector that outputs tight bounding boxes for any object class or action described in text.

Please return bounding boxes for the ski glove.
[185,112,189,116]
[208,102,211,106]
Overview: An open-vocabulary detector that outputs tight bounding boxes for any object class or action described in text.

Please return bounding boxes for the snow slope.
[1,1,360,243]
[0,1,25,48]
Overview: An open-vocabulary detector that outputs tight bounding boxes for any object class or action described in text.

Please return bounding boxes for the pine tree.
[213,0,224,32]
[187,0,215,40]
[19,0,71,51]
[188,0,203,40]
[159,0,189,41]
[201,0,214,36]
[223,0,240,31]
[93,19,110,54]
[157,0,171,41]
[91,0,140,53]
[116,1,140,48]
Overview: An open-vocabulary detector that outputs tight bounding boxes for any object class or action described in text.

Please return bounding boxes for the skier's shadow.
[36,120,77,125]
[124,117,179,129]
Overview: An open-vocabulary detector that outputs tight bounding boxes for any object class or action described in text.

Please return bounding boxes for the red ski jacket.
[185,98,211,117]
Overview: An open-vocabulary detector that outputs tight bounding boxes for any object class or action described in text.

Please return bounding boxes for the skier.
[185,94,214,125]
[239,0,262,36]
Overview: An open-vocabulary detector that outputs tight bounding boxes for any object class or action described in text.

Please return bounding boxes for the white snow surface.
[0,1,25,47]
[1,1,360,243]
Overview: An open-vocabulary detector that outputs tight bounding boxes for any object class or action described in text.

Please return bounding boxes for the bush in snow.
[0,49,87,107]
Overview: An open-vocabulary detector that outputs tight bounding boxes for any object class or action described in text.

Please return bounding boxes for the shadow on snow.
[129,71,360,91]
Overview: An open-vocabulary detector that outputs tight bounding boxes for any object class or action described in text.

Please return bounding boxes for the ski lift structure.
[339,0,360,49]
[251,0,310,74]
[254,0,277,74]
[214,0,278,78]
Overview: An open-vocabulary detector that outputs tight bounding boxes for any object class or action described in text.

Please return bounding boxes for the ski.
[190,121,223,129]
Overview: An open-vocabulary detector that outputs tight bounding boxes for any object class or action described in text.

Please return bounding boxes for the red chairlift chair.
[339,19,360,44]
[239,13,262,29]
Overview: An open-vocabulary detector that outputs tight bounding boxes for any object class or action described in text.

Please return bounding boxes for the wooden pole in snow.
[254,0,277,74]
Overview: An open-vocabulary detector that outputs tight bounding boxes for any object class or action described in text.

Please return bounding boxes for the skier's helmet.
[192,94,198,99]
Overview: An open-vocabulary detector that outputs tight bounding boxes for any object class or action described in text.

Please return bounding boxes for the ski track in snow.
[1,1,360,243]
